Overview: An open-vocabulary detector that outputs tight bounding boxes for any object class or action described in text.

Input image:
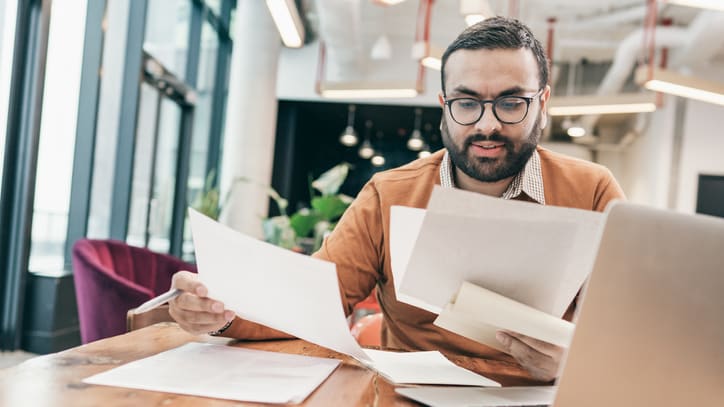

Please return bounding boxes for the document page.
[363,349,500,387]
[434,281,575,351]
[396,385,557,407]
[397,186,604,317]
[188,209,500,387]
[189,209,370,362]
[83,342,340,404]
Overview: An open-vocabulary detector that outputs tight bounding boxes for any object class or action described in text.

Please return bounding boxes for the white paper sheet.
[398,186,604,317]
[390,206,426,293]
[83,342,340,404]
[396,385,557,407]
[189,209,370,362]
[434,281,575,351]
[363,349,500,387]
[188,209,500,387]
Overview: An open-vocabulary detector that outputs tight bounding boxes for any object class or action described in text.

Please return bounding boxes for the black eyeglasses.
[443,89,544,125]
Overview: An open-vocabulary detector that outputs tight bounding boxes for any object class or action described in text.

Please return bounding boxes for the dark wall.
[271,100,443,214]
[696,175,724,219]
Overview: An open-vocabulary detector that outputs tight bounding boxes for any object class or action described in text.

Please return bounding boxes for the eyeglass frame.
[442,88,545,126]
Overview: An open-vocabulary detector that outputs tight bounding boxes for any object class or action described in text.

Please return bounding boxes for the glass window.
[28,0,87,273]
[0,0,18,195]
[206,0,221,16]
[87,0,128,239]
[183,21,219,259]
[143,0,191,81]
[126,82,159,248]
[147,97,181,253]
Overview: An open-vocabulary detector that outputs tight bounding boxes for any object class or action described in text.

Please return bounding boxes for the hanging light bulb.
[371,130,385,166]
[339,105,358,147]
[407,108,424,151]
[358,120,375,159]
[418,143,431,158]
[567,126,586,138]
[371,153,386,167]
[370,34,392,60]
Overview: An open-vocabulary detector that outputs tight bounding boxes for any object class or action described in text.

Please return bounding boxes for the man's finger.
[500,330,560,355]
[173,294,224,314]
[171,271,208,297]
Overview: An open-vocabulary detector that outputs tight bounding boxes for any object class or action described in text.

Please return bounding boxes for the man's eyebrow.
[448,85,528,98]
[496,86,526,97]
[449,86,480,97]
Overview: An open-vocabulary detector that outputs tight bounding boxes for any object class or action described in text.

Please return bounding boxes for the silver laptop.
[554,202,724,407]
[397,202,724,406]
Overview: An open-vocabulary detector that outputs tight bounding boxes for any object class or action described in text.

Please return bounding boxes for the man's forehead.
[444,48,540,95]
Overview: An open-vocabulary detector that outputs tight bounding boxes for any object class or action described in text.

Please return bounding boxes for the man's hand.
[168,271,235,335]
[496,330,563,382]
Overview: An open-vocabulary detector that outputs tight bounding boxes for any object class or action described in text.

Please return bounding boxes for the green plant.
[192,164,352,254]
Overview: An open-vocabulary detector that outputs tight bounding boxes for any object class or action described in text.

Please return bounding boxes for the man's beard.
[441,113,542,183]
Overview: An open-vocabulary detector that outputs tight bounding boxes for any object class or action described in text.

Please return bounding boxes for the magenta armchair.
[71,239,196,343]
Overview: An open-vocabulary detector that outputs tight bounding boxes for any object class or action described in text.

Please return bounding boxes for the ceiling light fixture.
[315,0,432,99]
[407,108,425,151]
[547,93,658,116]
[339,105,358,147]
[371,154,386,167]
[460,0,493,26]
[320,83,419,99]
[567,126,586,138]
[358,120,375,159]
[421,45,443,71]
[663,0,724,12]
[265,0,305,48]
[373,0,408,5]
[370,34,392,60]
[418,144,432,158]
[635,66,724,106]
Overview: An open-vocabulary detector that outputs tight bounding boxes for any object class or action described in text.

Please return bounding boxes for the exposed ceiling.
[304,0,724,145]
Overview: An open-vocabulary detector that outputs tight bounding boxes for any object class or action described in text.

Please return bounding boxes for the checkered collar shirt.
[439,149,546,204]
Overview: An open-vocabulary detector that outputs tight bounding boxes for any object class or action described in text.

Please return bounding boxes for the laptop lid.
[554,202,724,407]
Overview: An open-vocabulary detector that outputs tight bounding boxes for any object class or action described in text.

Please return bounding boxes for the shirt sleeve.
[593,169,627,212]
[312,179,384,317]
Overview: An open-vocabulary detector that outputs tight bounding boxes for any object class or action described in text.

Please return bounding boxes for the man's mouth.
[471,142,505,150]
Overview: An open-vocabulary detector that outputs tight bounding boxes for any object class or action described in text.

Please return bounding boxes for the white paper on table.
[188,209,501,386]
[396,385,557,407]
[83,342,340,404]
[363,349,499,387]
[398,186,604,317]
[188,209,370,362]
[434,281,575,351]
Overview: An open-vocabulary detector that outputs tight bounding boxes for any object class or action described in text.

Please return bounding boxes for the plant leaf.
[290,211,323,238]
[311,196,350,221]
[311,163,349,196]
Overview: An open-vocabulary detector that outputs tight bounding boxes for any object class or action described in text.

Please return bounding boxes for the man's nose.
[474,103,502,134]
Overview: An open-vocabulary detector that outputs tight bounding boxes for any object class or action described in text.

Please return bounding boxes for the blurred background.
[1,0,723,355]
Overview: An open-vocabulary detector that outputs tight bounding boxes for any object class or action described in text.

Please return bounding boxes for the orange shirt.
[313,146,625,379]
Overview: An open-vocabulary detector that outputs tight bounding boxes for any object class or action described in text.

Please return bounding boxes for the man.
[169,17,624,383]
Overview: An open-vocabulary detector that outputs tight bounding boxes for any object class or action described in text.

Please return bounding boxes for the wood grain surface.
[0,323,536,406]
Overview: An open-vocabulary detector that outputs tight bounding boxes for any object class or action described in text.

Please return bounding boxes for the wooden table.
[0,323,539,406]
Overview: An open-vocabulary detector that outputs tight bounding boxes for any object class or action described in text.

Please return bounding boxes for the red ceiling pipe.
[546,17,556,88]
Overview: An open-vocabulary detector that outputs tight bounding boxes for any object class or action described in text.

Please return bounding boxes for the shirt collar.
[439,149,545,204]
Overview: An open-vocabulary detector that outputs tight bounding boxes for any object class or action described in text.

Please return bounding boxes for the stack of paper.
[390,186,604,349]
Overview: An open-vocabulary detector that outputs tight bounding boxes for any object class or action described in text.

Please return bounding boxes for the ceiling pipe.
[314,0,364,81]
[576,25,688,134]
[671,11,724,69]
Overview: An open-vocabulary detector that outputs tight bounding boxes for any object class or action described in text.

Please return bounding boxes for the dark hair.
[441,17,549,94]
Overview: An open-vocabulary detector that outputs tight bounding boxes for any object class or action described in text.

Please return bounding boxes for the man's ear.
[438,92,445,108]
[539,85,551,129]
